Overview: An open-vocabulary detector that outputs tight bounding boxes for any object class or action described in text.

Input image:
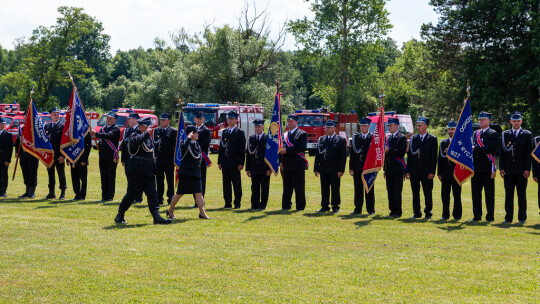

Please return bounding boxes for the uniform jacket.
[0,129,13,163]
[73,133,92,166]
[499,129,532,175]
[349,132,372,173]
[44,121,64,160]
[437,137,456,179]
[95,124,121,160]
[120,125,138,164]
[533,136,540,179]
[314,134,347,174]
[218,126,246,169]
[153,126,178,164]
[280,128,308,171]
[384,132,407,176]
[473,128,498,174]
[245,133,270,175]
[178,138,202,177]
[406,133,438,177]
[126,130,155,178]
[196,124,211,155]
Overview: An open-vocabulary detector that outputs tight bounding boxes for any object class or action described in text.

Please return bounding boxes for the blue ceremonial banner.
[174,109,187,169]
[532,137,540,164]
[265,92,283,175]
[447,97,474,185]
[61,84,90,163]
[22,99,55,168]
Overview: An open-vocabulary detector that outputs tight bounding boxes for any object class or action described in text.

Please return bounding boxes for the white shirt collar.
[289,127,298,134]
[228,126,236,132]
[390,131,399,136]
[512,128,521,134]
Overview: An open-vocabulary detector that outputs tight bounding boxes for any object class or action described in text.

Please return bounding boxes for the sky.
[0,0,439,52]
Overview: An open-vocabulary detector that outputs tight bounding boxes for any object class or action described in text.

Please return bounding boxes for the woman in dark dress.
[167,125,210,219]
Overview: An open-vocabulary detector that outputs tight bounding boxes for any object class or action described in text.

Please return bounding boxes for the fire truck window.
[115,116,127,127]
[218,113,227,124]
[12,120,19,128]
[2,117,13,125]
[313,116,324,127]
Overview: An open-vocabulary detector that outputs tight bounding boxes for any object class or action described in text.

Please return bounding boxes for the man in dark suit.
[314,120,347,213]
[499,111,532,224]
[279,114,308,211]
[217,111,246,209]
[437,120,462,220]
[470,111,499,222]
[114,117,171,225]
[532,135,540,215]
[70,133,92,200]
[15,127,38,199]
[120,112,142,203]
[349,117,375,215]
[405,116,438,219]
[44,107,66,199]
[0,118,13,197]
[246,119,271,210]
[90,111,121,202]
[384,117,407,218]
[153,113,177,205]
[193,111,211,206]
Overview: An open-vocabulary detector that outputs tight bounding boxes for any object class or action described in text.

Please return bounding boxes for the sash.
[201,151,212,166]
[386,137,406,173]
[284,131,308,169]
[101,127,119,163]
[476,130,496,177]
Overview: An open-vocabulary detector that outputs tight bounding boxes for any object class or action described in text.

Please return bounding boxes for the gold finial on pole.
[378,89,385,108]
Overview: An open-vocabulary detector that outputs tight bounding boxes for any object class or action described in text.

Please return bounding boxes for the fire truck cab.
[366,111,414,139]
[1,111,26,143]
[293,109,358,155]
[93,108,159,144]
[183,103,264,153]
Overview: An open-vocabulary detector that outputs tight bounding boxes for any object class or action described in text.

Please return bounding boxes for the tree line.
[0,1,538,132]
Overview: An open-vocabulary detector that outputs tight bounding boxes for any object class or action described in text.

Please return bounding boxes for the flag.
[173,109,187,169]
[447,97,474,185]
[532,137,540,164]
[60,84,90,163]
[361,107,385,193]
[264,92,283,175]
[21,99,54,168]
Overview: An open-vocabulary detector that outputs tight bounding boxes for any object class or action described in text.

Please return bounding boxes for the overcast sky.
[0,0,439,52]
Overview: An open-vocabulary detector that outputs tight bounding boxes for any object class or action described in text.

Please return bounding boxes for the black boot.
[151,209,172,225]
[18,186,29,199]
[59,190,65,200]
[28,186,36,199]
[114,210,126,224]
[45,191,55,199]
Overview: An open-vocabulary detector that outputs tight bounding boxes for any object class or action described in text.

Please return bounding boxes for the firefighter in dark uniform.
[167,125,210,219]
[217,111,246,209]
[532,135,540,214]
[153,113,177,205]
[314,120,347,213]
[70,133,92,200]
[44,107,67,199]
[499,111,532,224]
[120,112,142,203]
[405,116,438,219]
[384,117,407,218]
[192,111,211,206]
[437,120,462,220]
[15,127,38,199]
[349,117,375,215]
[279,114,308,211]
[90,111,121,202]
[471,111,498,222]
[0,118,13,197]
[245,119,271,210]
[114,117,171,225]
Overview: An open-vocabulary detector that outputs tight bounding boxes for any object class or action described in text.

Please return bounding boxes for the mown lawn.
[0,152,539,303]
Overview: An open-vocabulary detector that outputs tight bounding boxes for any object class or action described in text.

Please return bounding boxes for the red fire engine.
[183,103,264,153]
[292,109,358,155]
[366,111,414,139]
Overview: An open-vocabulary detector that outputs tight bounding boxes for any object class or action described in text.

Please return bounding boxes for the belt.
[131,156,153,161]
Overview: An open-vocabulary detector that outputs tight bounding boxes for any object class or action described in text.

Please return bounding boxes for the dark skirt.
[176,174,202,194]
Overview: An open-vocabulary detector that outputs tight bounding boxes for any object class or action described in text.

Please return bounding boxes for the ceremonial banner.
[173,110,187,169]
[22,99,54,168]
[60,83,90,163]
[447,97,474,185]
[532,137,540,164]
[265,92,283,175]
[361,107,385,192]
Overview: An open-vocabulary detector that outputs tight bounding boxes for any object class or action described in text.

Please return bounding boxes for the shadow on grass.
[303,211,335,217]
[353,219,373,229]
[102,223,150,229]
[463,220,490,227]
[206,207,233,212]
[264,209,301,215]
[243,215,267,222]
[371,214,397,221]
[338,213,369,220]
[530,224,540,230]
[437,222,466,232]
[233,209,261,214]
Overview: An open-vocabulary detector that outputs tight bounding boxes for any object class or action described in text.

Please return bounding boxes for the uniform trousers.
[20,157,38,187]
[410,176,433,217]
[222,168,242,207]
[440,178,462,219]
[320,173,341,210]
[47,160,66,192]
[99,158,118,200]
[471,172,495,221]
[503,174,527,222]
[0,163,9,194]
[353,175,375,214]
[156,162,174,204]
[119,174,160,214]
[250,173,270,209]
[71,164,88,199]
[282,170,306,210]
[385,174,403,217]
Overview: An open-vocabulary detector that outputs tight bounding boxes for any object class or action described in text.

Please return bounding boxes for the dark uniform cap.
[252,119,265,126]
[128,113,140,119]
[359,117,371,125]
[416,116,430,126]
[105,112,118,119]
[160,113,172,120]
[447,120,457,128]
[185,125,197,134]
[509,111,522,120]
[287,114,298,121]
[138,116,152,126]
[194,111,205,119]
[478,111,492,120]
[387,117,400,125]
[325,120,337,127]
[50,107,60,113]
[227,111,239,119]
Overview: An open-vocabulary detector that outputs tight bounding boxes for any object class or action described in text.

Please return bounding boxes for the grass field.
[1,152,539,303]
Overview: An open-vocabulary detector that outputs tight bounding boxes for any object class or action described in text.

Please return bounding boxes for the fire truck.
[183,103,264,153]
[92,108,159,145]
[366,111,414,139]
[292,109,358,155]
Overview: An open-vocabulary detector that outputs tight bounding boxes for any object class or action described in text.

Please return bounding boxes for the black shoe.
[153,217,172,225]
[191,204,198,208]
[0,193,6,198]
[165,209,176,219]
[105,199,113,202]
[28,187,36,199]
[332,209,339,213]
[368,212,375,215]
[440,217,448,221]
[114,214,126,224]
[391,214,401,218]
[468,218,480,222]
[503,220,512,223]
[45,193,56,199]
[280,208,290,211]
[454,217,461,221]
[487,219,494,223]
[59,191,65,200]
[410,215,421,219]
[519,220,526,224]
[199,214,211,219]
[425,215,432,220]
[350,211,361,215]
[317,208,330,212]
[233,206,241,209]
[223,204,232,209]
[19,193,29,199]
[133,200,141,204]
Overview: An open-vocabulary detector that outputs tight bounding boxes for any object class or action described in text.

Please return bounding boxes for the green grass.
[1,152,539,303]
